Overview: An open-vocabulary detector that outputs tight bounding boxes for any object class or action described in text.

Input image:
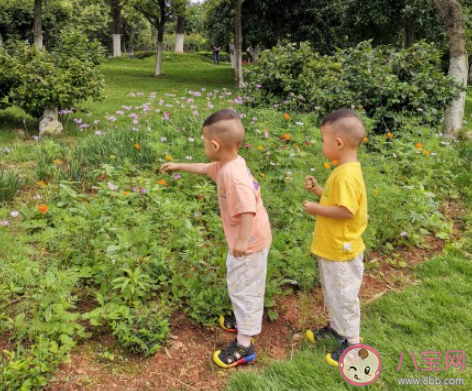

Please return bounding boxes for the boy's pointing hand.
[160,163,178,174]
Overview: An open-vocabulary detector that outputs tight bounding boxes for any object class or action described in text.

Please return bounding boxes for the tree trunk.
[175,15,185,54]
[155,28,164,76]
[33,0,43,49]
[433,0,468,134]
[111,0,122,57]
[404,17,414,48]
[235,0,244,89]
[230,43,235,68]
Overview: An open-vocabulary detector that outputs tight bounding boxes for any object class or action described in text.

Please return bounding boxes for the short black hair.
[203,109,242,128]
[321,109,361,127]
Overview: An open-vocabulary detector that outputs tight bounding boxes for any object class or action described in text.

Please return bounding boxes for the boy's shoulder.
[331,163,364,186]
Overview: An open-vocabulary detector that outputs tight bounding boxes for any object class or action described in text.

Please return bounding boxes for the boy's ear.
[211,139,221,151]
[335,137,345,149]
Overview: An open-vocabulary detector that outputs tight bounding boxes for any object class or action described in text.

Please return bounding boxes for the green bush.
[0,29,104,118]
[244,41,463,131]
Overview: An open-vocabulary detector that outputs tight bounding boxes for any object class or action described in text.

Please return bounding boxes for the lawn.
[0,54,471,391]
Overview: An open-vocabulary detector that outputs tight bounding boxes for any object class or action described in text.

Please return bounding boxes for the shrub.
[244,41,462,132]
[0,29,104,118]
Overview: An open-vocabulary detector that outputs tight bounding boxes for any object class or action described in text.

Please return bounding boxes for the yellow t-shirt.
[311,162,368,261]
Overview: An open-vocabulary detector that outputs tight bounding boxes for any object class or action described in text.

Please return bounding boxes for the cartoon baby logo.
[339,344,382,387]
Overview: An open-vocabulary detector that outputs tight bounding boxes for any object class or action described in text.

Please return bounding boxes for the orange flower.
[165,155,173,161]
[53,159,62,165]
[38,204,48,214]
[257,146,264,150]
[416,143,424,149]
[157,179,168,187]
[363,136,368,143]
[283,113,291,120]
[134,143,140,150]
[123,191,130,195]
[36,181,46,189]
[332,160,339,166]
[386,132,393,139]
[423,150,431,156]
[324,162,331,169]
[283,133,291,141]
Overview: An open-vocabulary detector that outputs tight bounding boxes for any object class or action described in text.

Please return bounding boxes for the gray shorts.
[318,253,364,338]
[226,248,269,336]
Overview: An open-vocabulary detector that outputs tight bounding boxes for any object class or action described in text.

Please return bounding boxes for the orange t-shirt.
[205,156,272,253]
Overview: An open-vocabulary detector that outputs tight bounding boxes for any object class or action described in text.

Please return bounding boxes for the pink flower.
[10,211,20,218]
[140,188,147,194]
[1,220,9,226]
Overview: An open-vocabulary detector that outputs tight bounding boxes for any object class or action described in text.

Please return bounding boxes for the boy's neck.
[338,150,359,165]
[218,152,239,167]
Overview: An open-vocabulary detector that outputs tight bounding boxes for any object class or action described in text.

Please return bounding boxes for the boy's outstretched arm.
[160,162,208,175]
[303,201,354,219]
[233,212,255,257]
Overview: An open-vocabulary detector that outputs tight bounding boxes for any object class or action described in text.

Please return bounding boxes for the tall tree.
[132,0,171,76]
[111,0,123,57]
[433,0,468,133]
[33,0,43,49]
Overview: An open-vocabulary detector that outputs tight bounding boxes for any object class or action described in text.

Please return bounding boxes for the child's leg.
[319,254,364,342]
[226,248,269,344]
[213,249,268,368]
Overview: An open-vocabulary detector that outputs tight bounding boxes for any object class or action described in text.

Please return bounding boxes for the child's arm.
[160,162,208,175]
[303,201,354,219]
[233,212,255,257]
[305,176,323,197]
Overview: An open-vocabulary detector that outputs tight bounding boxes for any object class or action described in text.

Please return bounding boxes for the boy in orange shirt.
[303,109,368,367]
[161,109,272,368]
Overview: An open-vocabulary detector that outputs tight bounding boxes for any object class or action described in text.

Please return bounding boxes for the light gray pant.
[318,253,364,339]
[226,249,269,336]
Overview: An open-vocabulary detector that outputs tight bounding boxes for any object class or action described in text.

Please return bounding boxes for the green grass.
[226,252,472,391]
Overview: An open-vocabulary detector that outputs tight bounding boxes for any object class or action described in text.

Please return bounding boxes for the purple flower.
[173,174,181,180]
[132,119,139,125]
[164,112,170,120]
[255,84,262,90]
[400,231,408,237]
[94,120,100,124]
[1,220,9,226]
[116,110,124,115]
[140,188,147,194]
[194,212,202,218]
[160,137,167,142]
[264,131,269,139]
[10,211,20,218]
[108,116,117,122]
[95,131,103,136]
[132,186,139,192]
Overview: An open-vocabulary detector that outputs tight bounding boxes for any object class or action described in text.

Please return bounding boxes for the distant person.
[246,46,253,63]
[213,44,221,65]
[161,109,272,369]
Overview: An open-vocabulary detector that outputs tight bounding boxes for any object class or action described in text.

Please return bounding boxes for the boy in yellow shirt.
[303,109,368,367]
